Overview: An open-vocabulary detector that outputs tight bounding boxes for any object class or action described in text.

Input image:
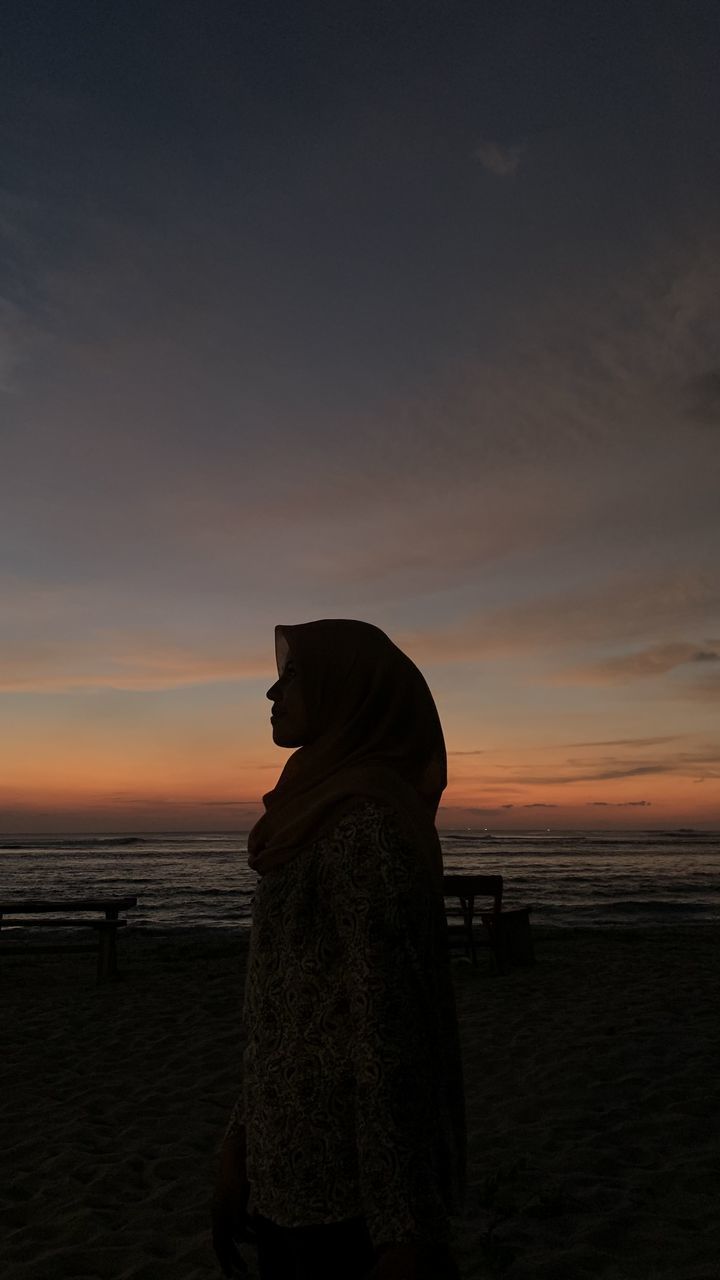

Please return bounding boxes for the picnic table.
[0,897,138,982]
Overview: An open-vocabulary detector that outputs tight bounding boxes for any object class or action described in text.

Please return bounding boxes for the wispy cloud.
[563,641,720,684]
[0,634,272,693]
[588,800,651,807]
[398,572,720,665]
[463,805,517,814]
[455,744,720,789]
[108,796,260,807]
[473,140,525,176]
[564,735,685,748]
[503,764,670,785]
[4,231,720,620]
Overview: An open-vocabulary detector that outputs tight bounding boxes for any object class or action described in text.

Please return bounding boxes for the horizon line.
[2,824,717,838]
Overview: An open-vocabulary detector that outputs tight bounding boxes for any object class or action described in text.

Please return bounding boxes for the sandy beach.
[2,925,718,1280]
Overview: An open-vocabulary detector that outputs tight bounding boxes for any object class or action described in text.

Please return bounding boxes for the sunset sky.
[2,1,719,832]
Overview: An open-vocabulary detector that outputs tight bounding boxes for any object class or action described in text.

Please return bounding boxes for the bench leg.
[458,895,476,966]
[481,916,508,975]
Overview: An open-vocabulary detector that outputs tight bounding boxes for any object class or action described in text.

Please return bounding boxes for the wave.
[0,836,147,851]
[576,898,711,915]
[442,833,498,842]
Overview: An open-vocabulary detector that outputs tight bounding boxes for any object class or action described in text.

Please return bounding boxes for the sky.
[2,0,719,833]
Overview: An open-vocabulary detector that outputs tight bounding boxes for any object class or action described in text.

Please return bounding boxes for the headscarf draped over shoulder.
[246,619,447,889]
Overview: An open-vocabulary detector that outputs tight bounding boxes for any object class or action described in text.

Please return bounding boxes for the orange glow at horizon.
[2,759,718,833]
[2,668,718,832]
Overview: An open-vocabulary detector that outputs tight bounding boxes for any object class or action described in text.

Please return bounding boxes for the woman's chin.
[272,723,300,747]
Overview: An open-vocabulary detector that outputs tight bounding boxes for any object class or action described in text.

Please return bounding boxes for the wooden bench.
[0,897,138,982]
[443,874,503,967]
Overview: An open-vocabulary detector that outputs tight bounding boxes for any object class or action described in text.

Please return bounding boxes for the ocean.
[1,829,718,932]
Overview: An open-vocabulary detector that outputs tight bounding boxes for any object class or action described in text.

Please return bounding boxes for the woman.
[211,620,467,1280]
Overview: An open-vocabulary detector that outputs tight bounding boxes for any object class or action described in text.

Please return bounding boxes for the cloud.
[105,795,260,807]
[564,735,684,748]
[463,805,517,814]
[4,228,720,621]
[563,641,720,684]
[198,800,259,806]
[0,633,273,693]
[398,573,720,665]
[588,800,651,807]
[460,743,720,789]
[504,764,670,785]
[473,141,525,176]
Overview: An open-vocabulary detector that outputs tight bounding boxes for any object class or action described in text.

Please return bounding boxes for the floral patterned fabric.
[224,799,466,1251]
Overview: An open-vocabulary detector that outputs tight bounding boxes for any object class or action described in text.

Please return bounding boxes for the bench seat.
[0,898,136,982]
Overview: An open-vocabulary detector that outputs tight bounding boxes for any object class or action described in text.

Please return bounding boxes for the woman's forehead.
[275,630,291,675]
[274,619,398,680]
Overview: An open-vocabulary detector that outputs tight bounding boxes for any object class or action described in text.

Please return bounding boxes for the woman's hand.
[210,1126,257,1277]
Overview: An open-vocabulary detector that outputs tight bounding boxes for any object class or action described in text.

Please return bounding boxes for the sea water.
[1,830,718,932]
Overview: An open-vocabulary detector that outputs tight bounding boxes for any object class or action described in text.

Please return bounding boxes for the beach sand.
[2,925,718,1279]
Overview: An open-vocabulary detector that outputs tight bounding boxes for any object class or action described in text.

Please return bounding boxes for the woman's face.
[266,657,311,747]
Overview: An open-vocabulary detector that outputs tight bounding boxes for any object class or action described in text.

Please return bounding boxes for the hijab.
[246,619,448,890]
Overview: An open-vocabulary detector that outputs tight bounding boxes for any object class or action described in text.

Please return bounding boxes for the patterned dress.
[224,798,467,1252]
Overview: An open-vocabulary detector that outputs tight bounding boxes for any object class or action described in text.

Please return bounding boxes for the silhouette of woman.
[212,620,466,1280]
